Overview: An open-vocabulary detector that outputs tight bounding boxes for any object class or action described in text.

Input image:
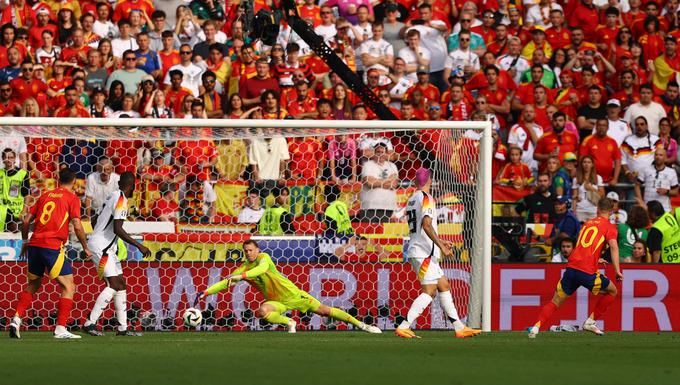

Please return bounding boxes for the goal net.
[0,118,491,332]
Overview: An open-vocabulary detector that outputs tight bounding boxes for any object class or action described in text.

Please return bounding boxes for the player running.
[395,168,481,338]
[528,197,623,338]
[9,169,92,339]
[82,172,151,336]
[196,239,382,334]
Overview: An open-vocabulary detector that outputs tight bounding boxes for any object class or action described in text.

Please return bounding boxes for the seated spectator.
[112,94,141,118]
[257,186,295,235]
[607,192,628,225]
[0,148,30,232]
[514,172,556,223]
[628,240,650,263]
[328,134,358,184]
[85,158,120,220]
[546,156,571,200]
[179,174,216,224]
[333,236,388,263]
[572,155,605,223]
[551,237,574,263]
[357,142,398,223]
[324,184,354,236]
[635,147,678,212]
[144,89,173,118]
[495,146,533,192]
[151,184,179,223]
[617,205,649,263]
[545,195,581,249]
[237,190,265,225]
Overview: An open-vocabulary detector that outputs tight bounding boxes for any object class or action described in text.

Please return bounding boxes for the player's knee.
[257,307,270,319]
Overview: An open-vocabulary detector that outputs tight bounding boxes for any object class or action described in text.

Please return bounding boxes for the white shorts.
[410,257,444,285]
[89,239,122,279]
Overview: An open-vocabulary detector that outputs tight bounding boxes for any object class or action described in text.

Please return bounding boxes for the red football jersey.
[28,187,81,250]
[567,216,617,275]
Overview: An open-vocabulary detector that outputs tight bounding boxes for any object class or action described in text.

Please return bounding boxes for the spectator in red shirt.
[59,28,91,68]
[52,86,90,117]
[113,0,154,23]
[0,81,21,116]
[569,0,600,41]
[240,58,280,108]
[546,9,571,50]
[496,146,534,192]
[151,185,179,222]
[10,61,54,105]
[405,65,440,105]
[580,118,622,185]
[288,136,322,181]
[534,111,580,172]
[173,135,217,180]
[0,0,35,30]
[445,83,472,120]
[512,64,550,112]
[288,80,318,119]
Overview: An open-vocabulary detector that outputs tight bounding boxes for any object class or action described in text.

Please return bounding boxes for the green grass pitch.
[1,331,678,385]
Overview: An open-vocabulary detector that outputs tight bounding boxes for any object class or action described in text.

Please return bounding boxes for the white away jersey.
[89,190,128,252]
[406,190,439,260]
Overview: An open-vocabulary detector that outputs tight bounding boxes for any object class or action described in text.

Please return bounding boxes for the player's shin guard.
[438,291,465,331]
[15,291,34,318]
[263,311,291,325]
[114,290,127,331]
[535,302,558,329]
[56,297,74,327]
[85,287,116,326]
[399,293,433,329]
[592,293,615,320]
[329,307,362,328]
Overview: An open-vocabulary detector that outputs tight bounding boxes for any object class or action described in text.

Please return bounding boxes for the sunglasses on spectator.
[379,93,390,98]
[461,19,472,22]
[429,106,441,111]
[204,79,215,84]
[460,38,470,41]
[23,67,33,72]
[125,57,136,61]
[476,101,486,104]
[180,51,192,55]
[0,88,11,92]
[321,11,331,15]
[272,47,283,51]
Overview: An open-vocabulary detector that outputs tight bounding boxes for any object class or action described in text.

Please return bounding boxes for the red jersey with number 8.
[567,216,618,274]
[28,187,82,250]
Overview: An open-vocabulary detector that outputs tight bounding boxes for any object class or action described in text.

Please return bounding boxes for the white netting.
[0,122,490,332]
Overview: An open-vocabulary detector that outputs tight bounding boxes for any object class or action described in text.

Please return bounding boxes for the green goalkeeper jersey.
[232,253,303,301]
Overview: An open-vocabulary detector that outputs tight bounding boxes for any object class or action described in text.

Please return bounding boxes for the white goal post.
[1,118,492,332]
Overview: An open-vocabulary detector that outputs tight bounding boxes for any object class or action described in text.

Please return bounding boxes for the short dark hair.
[119,171,136,189]
[169,69,183,78]
[640,83,654,92]
[647,200,666,218]
[317,98,331,109]
[552,111,566,120]
[243,239,260,249]
[151,10,166,19]
[59,168,76,184]
[484,65,499,75]
[202,70,216,81]
[161,30,174,39]
[2,148,15,159]
[605,6,620,16]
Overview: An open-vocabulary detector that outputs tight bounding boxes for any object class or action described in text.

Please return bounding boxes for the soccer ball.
[183,308,202,328]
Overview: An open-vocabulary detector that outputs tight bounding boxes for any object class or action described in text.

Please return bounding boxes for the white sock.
[115,290,128,332]
[438,291,465,331]
[54,325,67,334]
[85,287,116,327]
[399,293,433,329]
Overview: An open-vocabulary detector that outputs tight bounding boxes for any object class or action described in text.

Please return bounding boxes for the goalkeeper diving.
[196,240,382,333]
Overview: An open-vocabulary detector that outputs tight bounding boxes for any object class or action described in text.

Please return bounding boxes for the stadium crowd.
[1,0,680,263]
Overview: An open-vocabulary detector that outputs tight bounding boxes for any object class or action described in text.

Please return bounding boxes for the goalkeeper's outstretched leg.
[197,240,382,333]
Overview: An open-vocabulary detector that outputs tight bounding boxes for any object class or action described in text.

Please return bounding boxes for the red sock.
[535,302,558,329]
[592,294,615,320]
[57,298,74,327]
[15,291,34,318]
